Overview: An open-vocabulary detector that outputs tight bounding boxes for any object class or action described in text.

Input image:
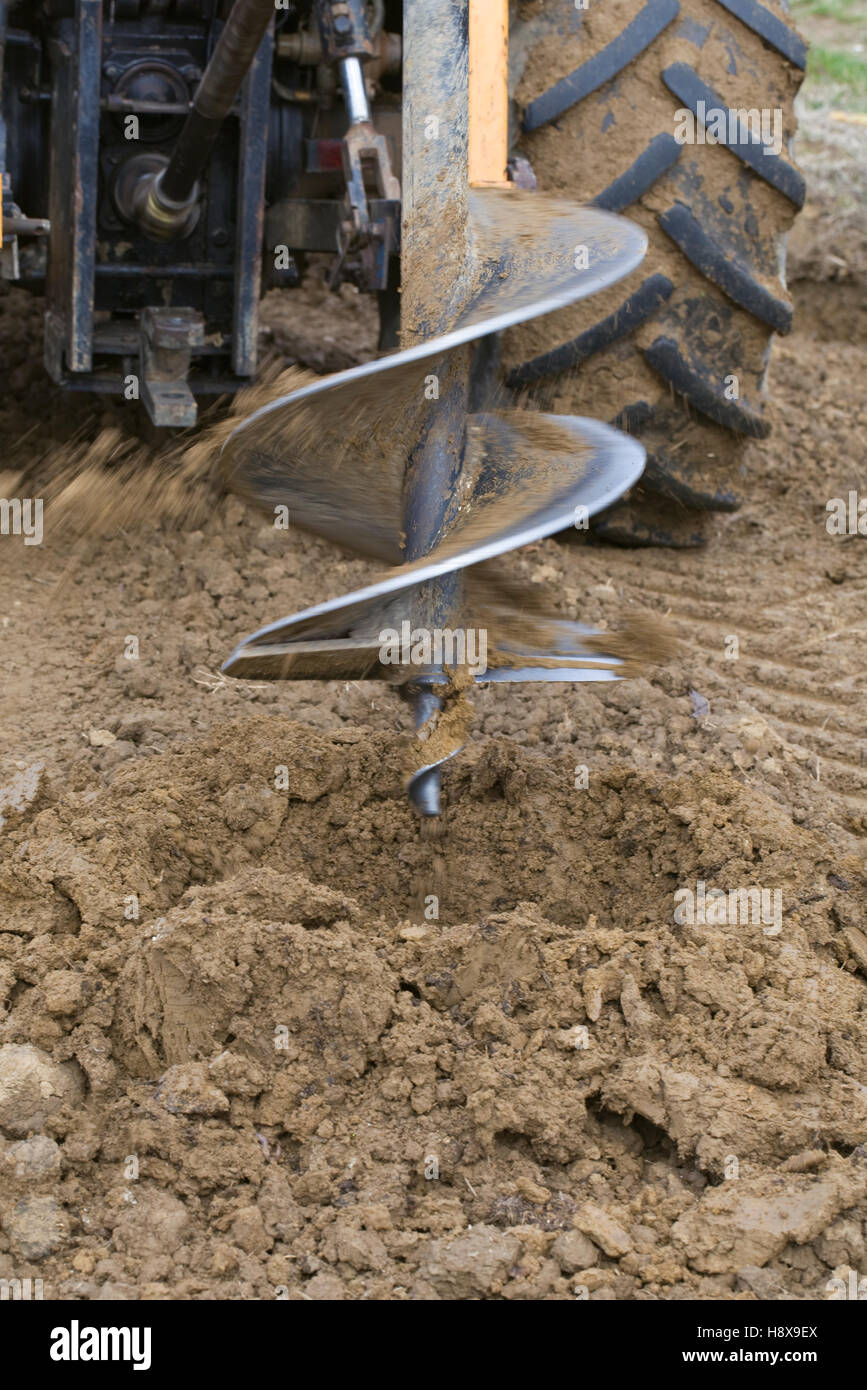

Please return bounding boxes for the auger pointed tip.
[409,767,441,818]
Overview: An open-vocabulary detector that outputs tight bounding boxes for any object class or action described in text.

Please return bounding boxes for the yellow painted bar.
[468,0,511,188]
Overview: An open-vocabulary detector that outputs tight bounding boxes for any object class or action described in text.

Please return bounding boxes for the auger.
[221,0,649,815]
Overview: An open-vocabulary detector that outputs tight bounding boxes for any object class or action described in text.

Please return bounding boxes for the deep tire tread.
[643,452,742,510]
[507,274,674,387]
[522,0,681,132]
[644,333,772,437]
[659,202,794,333]
[662,62,807,207]
[712,0,807,68]
[592,133,682,212]
[513,0,806,538]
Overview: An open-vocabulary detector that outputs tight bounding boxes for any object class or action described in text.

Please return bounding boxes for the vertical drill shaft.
[401,0,474,815]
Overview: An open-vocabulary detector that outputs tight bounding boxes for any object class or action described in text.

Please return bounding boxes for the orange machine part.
[468,0,511,188]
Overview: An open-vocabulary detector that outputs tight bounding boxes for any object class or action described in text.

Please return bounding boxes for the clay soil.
[0,184,865,1298]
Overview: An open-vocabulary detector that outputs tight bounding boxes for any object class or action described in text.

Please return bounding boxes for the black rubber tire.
[506,0,806,546]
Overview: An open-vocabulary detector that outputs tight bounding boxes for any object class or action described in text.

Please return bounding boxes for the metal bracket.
[139,306,205,428]
[232,21,274,376]
[0,175,21,281]
[309,0,402,293]
[333,117,400,290]
[265,196,399,258]
[45,0,102,375]
[315,0,376,63]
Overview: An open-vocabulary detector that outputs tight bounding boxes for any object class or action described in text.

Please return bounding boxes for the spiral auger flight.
[221,0,650,815]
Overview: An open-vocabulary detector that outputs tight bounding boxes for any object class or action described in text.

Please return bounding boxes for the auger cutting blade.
[221,193,652,814]
[221,413,644,682]
[221,193,647,562]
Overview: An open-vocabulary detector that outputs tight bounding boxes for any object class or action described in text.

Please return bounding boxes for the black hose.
[159,0,274,206]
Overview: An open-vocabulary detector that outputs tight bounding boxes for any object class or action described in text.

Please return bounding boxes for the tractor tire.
[506,0,806,546]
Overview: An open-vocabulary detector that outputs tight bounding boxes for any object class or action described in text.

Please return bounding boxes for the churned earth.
[0,138,865,1300]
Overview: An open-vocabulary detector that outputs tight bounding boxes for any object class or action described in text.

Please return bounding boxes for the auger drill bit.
[221,0,648,815]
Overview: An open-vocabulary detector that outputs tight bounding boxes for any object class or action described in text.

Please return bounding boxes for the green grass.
[791,0,864,21]
[793,0,867,212]
[805,44,867,110]
[791,0,867,111]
